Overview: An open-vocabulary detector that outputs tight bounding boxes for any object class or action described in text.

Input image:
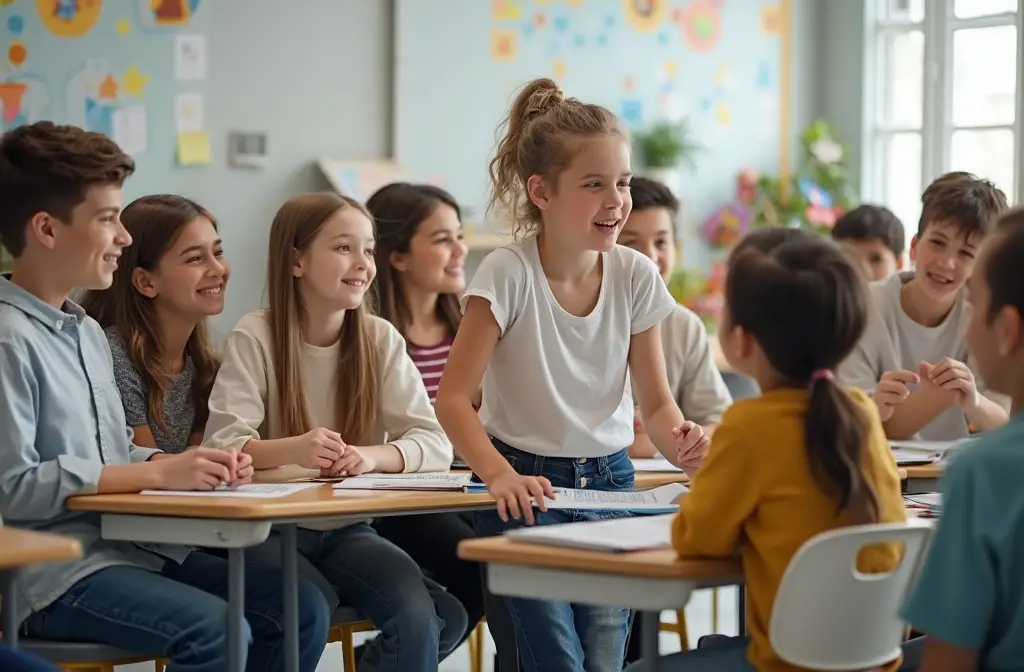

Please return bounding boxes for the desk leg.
[737,588,746,636]
[640,610,660,671]
[1,571,17,648]
[280,524,300,672]
[228,548,246,672]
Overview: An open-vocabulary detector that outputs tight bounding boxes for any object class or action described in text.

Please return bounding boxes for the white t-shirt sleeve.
[670,309,733,424]
[461,247,528,337]
[630,254,676,335]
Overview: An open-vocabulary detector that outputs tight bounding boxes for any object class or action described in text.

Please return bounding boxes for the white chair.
[769,519,932,671]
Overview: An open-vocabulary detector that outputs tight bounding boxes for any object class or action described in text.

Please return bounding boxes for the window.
[865,0,1022,237]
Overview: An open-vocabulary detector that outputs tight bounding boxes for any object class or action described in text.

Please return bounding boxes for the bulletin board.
[394,0,790,242]
[0,0,211,195]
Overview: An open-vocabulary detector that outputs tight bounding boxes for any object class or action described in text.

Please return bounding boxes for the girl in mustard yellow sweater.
[628,228,919,671]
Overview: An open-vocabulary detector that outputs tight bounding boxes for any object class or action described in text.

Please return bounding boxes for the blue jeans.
[0,645,59,671]
[246,522,468,672]
[473,440,635,672]
[23,551,331,672]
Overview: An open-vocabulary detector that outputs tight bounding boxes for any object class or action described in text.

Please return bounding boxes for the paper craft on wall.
[37,0,103,37]
[174,92,204,132]
[492,0,523,22]
[121,65,148,98]
[761,3,780,36]
[112,104,147,156]
[174,34,207,80]
[491,29,517,61]
[142,0,202,28]
[623,0,668,33]
[673,0,722,53]
[177,129,211,166]
[317,159,407,203]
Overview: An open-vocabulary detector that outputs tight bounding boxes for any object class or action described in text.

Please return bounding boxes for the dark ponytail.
[726,229,879,523]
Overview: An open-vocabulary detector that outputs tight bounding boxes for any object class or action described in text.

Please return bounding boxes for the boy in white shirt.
[617,177,732,461]
[838,172,1010,441]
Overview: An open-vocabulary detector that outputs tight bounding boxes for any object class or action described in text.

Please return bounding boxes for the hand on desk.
[289,427,346,470]
[490,473,555,526]
[322,445,375,478]
[154,448,251,490]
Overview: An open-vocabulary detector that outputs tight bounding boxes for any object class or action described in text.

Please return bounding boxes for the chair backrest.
[768,519,933,671]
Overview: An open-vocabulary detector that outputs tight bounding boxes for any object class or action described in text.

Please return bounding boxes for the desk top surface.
[0,527,82,569]
[67,470,689,520]
[458,535,742,580]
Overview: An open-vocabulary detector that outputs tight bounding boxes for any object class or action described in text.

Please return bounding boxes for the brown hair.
[366,182,463,339]
[266,193,379,443]
[0,122,135,257]
[488,77,622,239]
[984,209,1024,324]
[81,195,221,431]
[918,171,1008,238]
[727,229,878,522]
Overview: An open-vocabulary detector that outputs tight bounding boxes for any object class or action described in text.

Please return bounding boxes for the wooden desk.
[0,528,82,648]
[903,464,942,493]
[460,535,743,668]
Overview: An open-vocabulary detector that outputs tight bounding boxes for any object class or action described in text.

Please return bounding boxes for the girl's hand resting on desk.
[290,428,346,470]
[489,473,555,525]
[323,446,376,477]
[231,451,255,486]
[673,420,709,470]
[154,448,237,490]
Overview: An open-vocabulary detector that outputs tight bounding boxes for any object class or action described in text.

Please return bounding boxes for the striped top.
[407,337,453,403]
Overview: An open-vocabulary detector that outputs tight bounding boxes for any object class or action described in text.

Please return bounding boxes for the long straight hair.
[366,182,462,340]
[266,193,379,443]
[80,195,221,431]
[726,228,879,522]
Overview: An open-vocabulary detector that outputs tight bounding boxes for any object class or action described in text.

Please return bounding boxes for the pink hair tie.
[810,369,834,382]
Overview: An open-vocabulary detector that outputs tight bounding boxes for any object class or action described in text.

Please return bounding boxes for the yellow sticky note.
[177,130,212,166]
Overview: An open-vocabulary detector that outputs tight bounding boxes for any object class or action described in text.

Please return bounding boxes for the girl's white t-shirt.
[463,235,676,458]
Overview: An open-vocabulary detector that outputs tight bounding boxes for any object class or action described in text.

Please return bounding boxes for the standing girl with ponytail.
[631,228,911,671]
[435,77,709,672]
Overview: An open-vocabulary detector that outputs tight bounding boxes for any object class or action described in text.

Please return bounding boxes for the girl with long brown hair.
[640,229,909,671]
[81,194,227,453]
[203,192,465,672]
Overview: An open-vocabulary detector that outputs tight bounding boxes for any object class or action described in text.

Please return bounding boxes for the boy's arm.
[900,457,993,664]
[883,386,957,440]
[675,310,732,426]
[919,639,977,672]
[629,325,686,464]
[0,343,161,521]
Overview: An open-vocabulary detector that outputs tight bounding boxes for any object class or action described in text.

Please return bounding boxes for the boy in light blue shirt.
[0,122,329,671]
[900,210,1024,671]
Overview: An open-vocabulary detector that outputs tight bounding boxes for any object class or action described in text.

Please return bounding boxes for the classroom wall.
[1,0,864,337]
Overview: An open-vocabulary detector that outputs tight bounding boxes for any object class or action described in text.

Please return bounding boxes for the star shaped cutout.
[122,65,148,98]
[98,75,118,100]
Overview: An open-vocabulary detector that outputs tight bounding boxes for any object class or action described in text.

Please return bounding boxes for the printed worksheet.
[139,483,321,498]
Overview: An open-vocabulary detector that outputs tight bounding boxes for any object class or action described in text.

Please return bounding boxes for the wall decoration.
[174,34,206,80]
[65,62,133,137]
[174,92,203,131]
[760,3,780,36]
[552,57,566,79]
[623,0,668,33]
[36,0,103,37]
[533,12,547,28]
[673,0,722,53]
[491,29,517,61]
[317,159,407,203]
[140,0,201,28]
[8,40,27,67]
[714,101,730,126]
[116,18,132,35]
[492,0,523,22]
[621,99,642,125]
[176,129,211,166]
[0,77,49,129]
[121,64,148,97]
[8,15,25,35]
[112,104,147,155]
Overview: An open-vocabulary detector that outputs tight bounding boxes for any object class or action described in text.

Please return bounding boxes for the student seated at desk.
[0,122,330,671]
[203,192,466,672]
[80,195,227,454]
[838,172,1010,441]
[831,204,906,282]
[629,229,916,671]
[901,212,1024,671]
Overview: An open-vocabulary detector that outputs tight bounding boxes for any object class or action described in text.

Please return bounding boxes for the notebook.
[331,473,487,492]
[506,513,675,552]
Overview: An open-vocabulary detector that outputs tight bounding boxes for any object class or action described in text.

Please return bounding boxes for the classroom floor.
[108,586,739,671]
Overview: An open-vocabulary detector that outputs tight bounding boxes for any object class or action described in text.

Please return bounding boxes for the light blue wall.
[2,0,856,335]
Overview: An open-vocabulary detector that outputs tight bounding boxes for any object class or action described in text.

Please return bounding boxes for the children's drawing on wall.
[2,13,48,131]
[760,2,780,36]
[673,0,722,53]
[65,61,149,138]
[35,0,102,37]
[492,0,524,22]
[138,0,201,29]
[623,0,668,32]
[174,34,206,80]
[491,29,517,61]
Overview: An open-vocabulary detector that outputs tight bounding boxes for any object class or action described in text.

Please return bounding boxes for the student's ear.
[908,235,919,264]
[998,306,1023,356]
[389,250,409,273]
[291,248,305,279]
[896,254,906,270]
[526,175,552,213]
[27,212,59,251]
[131,267,158,298]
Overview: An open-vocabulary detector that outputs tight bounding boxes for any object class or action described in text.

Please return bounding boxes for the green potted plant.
[633,119,702,196]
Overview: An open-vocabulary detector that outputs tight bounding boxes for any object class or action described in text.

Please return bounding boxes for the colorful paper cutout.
[8,41,26,67]
[85,97,116,137]
[98,75,118,99]
[116,19,132,35]
[761,3,780,35]
[553,58,567,79]
[8,15,24,34]
[623,0,668,33]
[0,82,27,124]
[673,1,722,53]
[490,29,517,61]
[534,12,547,27]
[492,0,523,21]
[151,0,200,26]
[621,100,643,125]
[177,130,212,166]
[121,65,148,98]
[714,101,731,126]
[37,0,102,37]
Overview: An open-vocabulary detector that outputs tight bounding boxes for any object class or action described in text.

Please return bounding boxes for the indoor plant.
[633,120,702,196]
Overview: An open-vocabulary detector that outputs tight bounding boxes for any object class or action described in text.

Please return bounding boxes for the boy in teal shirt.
[901,209,1024,670]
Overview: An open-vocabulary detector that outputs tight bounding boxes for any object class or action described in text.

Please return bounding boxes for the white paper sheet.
[891,449,939,465]
[507,513,675,552]
[542,483,687,512]
[175,34,207,80]
[140,483,320,498]
[630,458,682,473]
[890,439,972,455]
[332,473,476,491]
[111,104,147,156]
[174,92,204,132]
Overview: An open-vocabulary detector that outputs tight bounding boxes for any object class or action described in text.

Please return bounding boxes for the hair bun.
[522,78,565,122]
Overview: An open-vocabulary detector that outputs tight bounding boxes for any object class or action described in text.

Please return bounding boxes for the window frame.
[863,0,1023,235]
